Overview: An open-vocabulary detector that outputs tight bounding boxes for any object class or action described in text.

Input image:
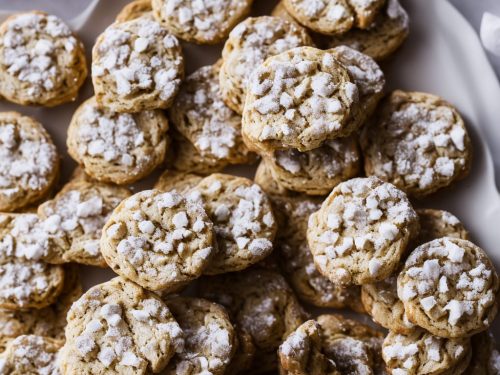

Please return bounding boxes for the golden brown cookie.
[254,160,294,198]
[415,208,469,247]
[116,0,153,22]
[154,169,203,194]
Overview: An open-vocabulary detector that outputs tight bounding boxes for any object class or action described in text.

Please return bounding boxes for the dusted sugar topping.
[415,209,469,246]
[397,238,499,338]
[307,177,418,285]
[243,47,359,152]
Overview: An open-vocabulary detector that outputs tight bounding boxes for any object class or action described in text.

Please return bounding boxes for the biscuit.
[38,178,131,267]
[254,160,294,197]
[361,90,472,198]
[0,112,59,212]
[220,16,313,114]
[116,0,153,22]
[60,277,184,374]
[415,208,469,246]
[92,16,184,112]
[0,11,87,107]
[67,96,169,185]
[465,331,500,374]
[192,173,277,275]
[154,170,203,194]
[307,177,419,285]
[152,0,252,45]
[100,189,214,292]
[242,46,359,153]
[397,238,499,338]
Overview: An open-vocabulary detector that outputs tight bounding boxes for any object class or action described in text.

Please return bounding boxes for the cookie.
[220,16,313,114]
[60,277,184,374]
[154,170,203,194]
[0,112,59,212]
[0,11,87,107]
[92,15,184,112]
[382,330,472,375]
[192,173,277,275]
[152,0,252,45]
[242,46,359,153]
[465,331,500,374]
[327,0,410,61]
[116,0,153,22]
[361,90,472,198]
[254,160,293,197]
[307,177,419,285]
[397,238,499,338]
[38,178,131,267]
[169,63,255,165]
[162,297,236,375]
[199,268,306,373]
[415,208,469,246]
[100,189,214,292]
[263,136,361,196]
[67,96,169,185]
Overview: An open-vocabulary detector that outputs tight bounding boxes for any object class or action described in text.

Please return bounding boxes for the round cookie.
[0,11,87,107]
[242,46,359,153]
[465,331,500,374]
[254,160,293,198]
[38,178,131,267]
[151,0,252,45]
[169,63,254,165]
[191,173,277,275]
[0,112,59,212]
[60,277,184,374]
[162,297,236,375]
[307,177,419,285]
[116,0,153,22]
[67,96,169,185]
[92,15,184,112]
[154,170,203,194]
[382,330,472,375]
[361,90,472,198]
[397,238,499,338]
[415,208,469,246]
[220,16,313,114]
[263,136,361,196]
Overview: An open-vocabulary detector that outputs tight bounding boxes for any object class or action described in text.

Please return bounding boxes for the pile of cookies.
[0,0,498,374]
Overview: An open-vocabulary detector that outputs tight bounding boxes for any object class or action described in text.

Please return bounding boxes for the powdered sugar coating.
[307,177,419,285]
[100,189,214,292]
[92,16,183,112]
[397,237,499,338]
[242,46,359,152]
[361,90,472,197]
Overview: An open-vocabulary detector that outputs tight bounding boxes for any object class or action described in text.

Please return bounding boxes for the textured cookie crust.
[415,208,469,247]
[67,96,169,185]
[361,90,472,198]
[152,0,252,45]
[220,16,313,114]
[242,47,359,153]
[0,11,87,107]
[38,178,131,267]
[154,170,203,194]
[307,177,419,285]
[116,0,153,22]
[92,16,184,112]
[60,277,184,374]
[192,174,277,275]
[254,160,294,197]
[162,297,236,375]
[397,238,499,338]
[0,112,59,212]
[169,63,254,165]
[101,190,214,292]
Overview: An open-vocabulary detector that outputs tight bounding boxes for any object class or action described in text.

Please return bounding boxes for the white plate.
[1,0,500,338]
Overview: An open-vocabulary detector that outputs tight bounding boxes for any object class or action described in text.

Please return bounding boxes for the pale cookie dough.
[465,331,500,374]
[162,297,236,375]
[382,330,472,375]
[38,178,131,267]
[199,269,306,373]
[397,238,499,338]
[307,177,419,285]
[327,0,410,61]
[263,136,360,196]
[101,189,214,292]
[0,213,65,310]
[169,63,254,165]
[67,96,169,185]
[60,277,184,374]
[116,0,153,23]
[152,0,252,45]
[361,90,472,198]
[92,16,183,112]
[0,112,59,212]
[242,46,359,153]
[0,11,87,107]
[415,209,469,247]
[154,170,203,194]
[220,16,313,114]
[0,334,62,374]
[192,173,277,275]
